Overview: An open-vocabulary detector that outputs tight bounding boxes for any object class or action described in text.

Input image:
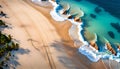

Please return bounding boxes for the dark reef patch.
[94,7,102,13]
[87,0,120,18]
[111,22,120,33]
[90,14,96,18]
[75,0,82,1]
[108,31,115,39]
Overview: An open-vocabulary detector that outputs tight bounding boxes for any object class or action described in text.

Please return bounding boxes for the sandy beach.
[0,0,118,69]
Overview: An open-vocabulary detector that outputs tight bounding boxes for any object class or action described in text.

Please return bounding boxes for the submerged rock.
[94,7,102,13]
[111,22,120,33]
[68,15,73,19]
[74,17,82,22]
[41,0,48,1]
[108,31,115,39]
[90,41,98,50]
[90,14,96,18]
[62,3,70,15]
[106,43,116,55]
[118,45,120,50]
[62,10,68,15]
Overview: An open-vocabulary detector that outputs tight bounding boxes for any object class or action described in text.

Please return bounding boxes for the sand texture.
[0,0,119,69]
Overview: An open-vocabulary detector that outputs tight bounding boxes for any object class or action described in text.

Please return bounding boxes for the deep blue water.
[54,0,120,61]
[56,0,120,18]
[87,0,120,19]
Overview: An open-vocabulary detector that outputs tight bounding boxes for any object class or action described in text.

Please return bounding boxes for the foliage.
[0,20,6,26]
[0,19,19,68]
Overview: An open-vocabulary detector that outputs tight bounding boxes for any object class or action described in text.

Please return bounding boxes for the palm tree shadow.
[4,48,30,69]
[50,41,65,52]
[50,40,111,69]
[50,40,92,69]
[0,24,12,31]
[14,48,30,55]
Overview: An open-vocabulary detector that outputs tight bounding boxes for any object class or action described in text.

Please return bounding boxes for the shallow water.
[53,0,120,62]
[58,0,120,50]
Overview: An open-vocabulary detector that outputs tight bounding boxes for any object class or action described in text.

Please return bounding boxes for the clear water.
[87,0,120,19]
[57,0,120,52]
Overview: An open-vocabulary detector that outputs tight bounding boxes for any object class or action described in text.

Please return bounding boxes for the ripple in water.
[57,0,120,62]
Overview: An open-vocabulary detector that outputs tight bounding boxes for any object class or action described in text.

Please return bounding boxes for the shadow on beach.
[50,40,93,69]
[3,48,30,69]
[0,23,12,32]
[0,26,12,32]
[50,40,119,69]
[14,48,30,55]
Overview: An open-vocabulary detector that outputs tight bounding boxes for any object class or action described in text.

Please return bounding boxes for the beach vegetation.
[0,32,19,68]
[0,20,7,27]
[0,18,19,69]
[0,20,5,26]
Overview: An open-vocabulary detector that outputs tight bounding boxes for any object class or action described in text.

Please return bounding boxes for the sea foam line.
[48,0,120,62]
[49,0,103,62]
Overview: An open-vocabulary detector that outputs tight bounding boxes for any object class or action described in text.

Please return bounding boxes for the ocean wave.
[49,0,120,62]
[32,0,51,7]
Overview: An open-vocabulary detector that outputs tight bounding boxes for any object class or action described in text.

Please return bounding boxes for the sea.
[49,0,120,62]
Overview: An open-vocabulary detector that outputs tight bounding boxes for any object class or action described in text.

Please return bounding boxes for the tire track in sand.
[2,0,56,69]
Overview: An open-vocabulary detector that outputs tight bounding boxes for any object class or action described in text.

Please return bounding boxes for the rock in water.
[90,41,98,50]
[74,17,82,22]
[108,31,115,39]
[106,43,116,55]
[68,15,73,19]
[62,10,68,15]
[41,0,48,1]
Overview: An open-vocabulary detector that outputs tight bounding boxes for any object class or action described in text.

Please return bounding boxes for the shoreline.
[49,0,103,62]
[1,0,117,69]
[26,0,75,48]
[49,0,120,63]
[26,0,110,69]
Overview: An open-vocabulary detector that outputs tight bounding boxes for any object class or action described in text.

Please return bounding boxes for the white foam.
[49,0,66,21]
[49,0,120,63]
[49,0,88,43]
[50,7,66,21]
[49,0,101,62]
[49,0,57,7]
[79,45,101,62]
[32,0,41,2]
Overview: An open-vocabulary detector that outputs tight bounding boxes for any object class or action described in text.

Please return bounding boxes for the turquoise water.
[58,0,120,52]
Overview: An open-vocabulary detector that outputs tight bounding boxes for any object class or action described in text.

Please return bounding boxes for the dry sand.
[0,0,119,69]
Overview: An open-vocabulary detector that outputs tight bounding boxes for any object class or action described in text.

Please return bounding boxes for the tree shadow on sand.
[3,48,30,69]
[50,40,93,69]
[0,28,30,69]
[50,40,114,69]
[0,23,12,31]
